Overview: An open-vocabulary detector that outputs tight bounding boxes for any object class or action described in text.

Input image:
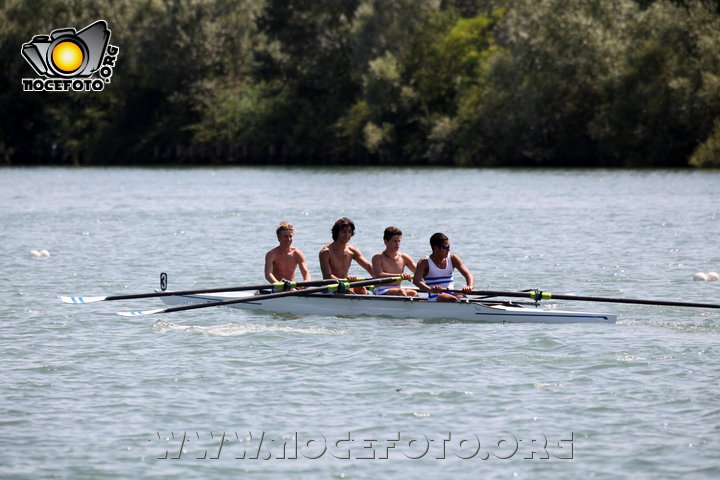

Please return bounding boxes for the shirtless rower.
[264,222,311,288]
[413,232,474,302]
[319,217,374,294]
[371,226,417,296]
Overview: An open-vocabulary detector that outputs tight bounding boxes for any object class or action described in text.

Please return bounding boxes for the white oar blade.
[59,295,107,304]
[117,309,166,317]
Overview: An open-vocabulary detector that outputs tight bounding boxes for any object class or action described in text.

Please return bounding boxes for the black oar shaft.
[102,278,352,301]
[545,294,720,309]
[154,277,400,315]
[466,289,720,309]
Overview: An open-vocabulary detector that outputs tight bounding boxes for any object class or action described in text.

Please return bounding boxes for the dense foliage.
[2,0,720,167]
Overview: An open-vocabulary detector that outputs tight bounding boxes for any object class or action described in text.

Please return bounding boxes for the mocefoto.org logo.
[21,20,119,92]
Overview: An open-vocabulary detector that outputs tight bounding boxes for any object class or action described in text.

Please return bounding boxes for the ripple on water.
[151,320,350,337]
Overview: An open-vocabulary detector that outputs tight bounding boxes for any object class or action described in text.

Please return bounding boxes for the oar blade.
[59,295,108,304]
[117,308,166,317]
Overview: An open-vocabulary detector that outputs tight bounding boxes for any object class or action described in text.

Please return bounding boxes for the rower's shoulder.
[371,251,383,260]
[450,253,465,266]
[400,251,415,261]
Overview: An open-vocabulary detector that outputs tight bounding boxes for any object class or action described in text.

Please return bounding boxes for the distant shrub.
[690,119,720,168]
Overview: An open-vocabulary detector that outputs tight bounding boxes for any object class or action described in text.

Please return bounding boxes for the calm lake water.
[1,167,719,479]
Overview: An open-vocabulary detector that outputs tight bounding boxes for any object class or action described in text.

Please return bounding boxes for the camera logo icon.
[21,20,119,92]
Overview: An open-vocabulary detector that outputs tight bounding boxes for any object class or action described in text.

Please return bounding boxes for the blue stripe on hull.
[475,311,609,321]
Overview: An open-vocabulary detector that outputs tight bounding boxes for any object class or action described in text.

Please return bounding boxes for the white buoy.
[29,249,51,258]
[693,272,708,281]
[40,250,50,257]
[707,272,720,282]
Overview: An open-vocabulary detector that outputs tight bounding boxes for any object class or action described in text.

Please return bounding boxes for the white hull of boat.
[160,291,617,324]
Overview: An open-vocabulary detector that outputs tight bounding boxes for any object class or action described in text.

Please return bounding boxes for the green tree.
[337,6,505,164]
[690,119,720,167]
[589,0,720,166]
[460,0,625,166]
[416,10,506,164]
[3,0,720,166]
[335,0,443,163]
[101,0,248,164]
[1,0,124,163]
[254,0,360,159]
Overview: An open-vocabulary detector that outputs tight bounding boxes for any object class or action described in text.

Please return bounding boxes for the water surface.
[1,167,719,479]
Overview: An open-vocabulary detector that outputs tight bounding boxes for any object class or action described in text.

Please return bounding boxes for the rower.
[413,232,474,302]
[319,217,374,294]
[264,222,311,290]
[371,226,417,296]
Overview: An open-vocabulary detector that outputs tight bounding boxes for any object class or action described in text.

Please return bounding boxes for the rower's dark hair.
[383,226,402,241]
[332,217,355,241]
[430,232,448,249]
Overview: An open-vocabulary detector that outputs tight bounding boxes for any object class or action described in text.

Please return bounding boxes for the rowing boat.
[61,274,720,321]
[159,290,617,324]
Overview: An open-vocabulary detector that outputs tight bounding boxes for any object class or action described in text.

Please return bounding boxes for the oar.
[462,289,720,309]
[59,277,368,304]
[117,277,403,317]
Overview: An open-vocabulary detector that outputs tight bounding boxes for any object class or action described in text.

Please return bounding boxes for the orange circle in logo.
[52,41,84,73]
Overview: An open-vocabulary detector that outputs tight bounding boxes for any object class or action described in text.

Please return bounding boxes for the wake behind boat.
[158,289,618,324]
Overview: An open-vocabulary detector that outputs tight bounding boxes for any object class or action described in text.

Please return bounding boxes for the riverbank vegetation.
[2,0,720,167]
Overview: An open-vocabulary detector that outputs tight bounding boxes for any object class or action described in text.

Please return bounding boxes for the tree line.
[2,0,720,167]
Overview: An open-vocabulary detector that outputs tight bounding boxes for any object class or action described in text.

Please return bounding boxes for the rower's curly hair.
[331,217,355,241]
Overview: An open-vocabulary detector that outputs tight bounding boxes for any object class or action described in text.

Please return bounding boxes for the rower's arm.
[319,249,339,279]
[413,259,431,291]
[297,251,311,281]
[452,255,474,289]
[264,251,279,283]
[403,253,417,273]
[354,249,375,277]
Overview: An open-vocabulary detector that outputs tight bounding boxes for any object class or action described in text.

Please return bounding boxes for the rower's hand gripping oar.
[59,277,373,304]
[462,288,720,310]
[117,276,403,317]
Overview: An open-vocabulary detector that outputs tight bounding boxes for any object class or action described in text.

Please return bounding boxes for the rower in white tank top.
[424,256,454,301]
[413,232,474,303]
